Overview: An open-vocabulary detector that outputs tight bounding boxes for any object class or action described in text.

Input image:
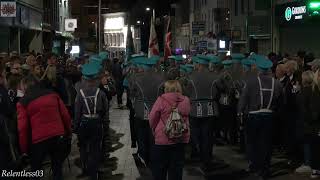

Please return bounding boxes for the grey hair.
[286,60,298,72]
[302,70,314,87]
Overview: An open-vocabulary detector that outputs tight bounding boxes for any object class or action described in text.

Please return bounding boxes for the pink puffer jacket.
[149,92,191,145]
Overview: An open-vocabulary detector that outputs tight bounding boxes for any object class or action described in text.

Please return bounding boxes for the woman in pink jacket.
[149,80,191,180]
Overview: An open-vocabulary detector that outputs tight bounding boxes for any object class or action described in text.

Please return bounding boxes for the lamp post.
[98,0,101,52]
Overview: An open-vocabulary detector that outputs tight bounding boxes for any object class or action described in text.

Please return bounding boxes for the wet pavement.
[41,99,312,180]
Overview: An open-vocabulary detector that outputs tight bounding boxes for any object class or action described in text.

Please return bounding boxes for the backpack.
[160,96,188,140]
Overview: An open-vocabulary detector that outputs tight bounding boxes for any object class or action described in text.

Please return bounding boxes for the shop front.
[0,2,42,54]
[276,0,320,57]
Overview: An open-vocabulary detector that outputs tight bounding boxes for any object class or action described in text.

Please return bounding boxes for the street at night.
[1,0,320,180]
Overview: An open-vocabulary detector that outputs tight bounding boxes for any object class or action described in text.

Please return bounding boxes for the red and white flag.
[164,16,172,61]
[148,10,159,58]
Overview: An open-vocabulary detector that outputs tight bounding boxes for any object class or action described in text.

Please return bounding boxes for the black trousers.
[190,117,212,165]
[78,119,103,180]
[285,113,303,163]
[135,118,153,165]
[102,118,110,156]
[126,90,137,145]
[30,136,65,180]
[246,113,273,175]
[115,81,124,106]
[151,144,185,180]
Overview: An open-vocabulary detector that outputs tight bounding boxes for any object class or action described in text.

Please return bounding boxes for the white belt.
[83,114,99,119]
[249,109,273,114]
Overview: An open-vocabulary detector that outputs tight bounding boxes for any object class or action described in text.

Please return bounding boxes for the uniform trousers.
[190,117,212,165]
[78,118,103,180]
[126,90,137,146]
[246,113,273,176]
[135,118,153,165]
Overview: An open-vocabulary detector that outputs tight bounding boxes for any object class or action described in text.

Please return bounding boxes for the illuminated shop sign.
[285,5,307,21]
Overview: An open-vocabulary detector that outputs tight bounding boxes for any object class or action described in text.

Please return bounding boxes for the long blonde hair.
[164,80,182,94]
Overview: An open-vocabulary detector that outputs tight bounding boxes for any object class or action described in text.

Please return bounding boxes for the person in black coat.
[0,63,16,170]
[296,71,320,177]
[112,58,124,108]
[283,60,303,166]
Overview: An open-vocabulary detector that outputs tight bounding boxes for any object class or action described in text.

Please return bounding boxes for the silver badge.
[197,102,203,117]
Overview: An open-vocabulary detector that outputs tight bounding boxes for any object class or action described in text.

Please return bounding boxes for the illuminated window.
[104,17,124,30]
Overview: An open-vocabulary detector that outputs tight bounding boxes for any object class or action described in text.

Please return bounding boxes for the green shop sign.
[277,0,320,25]
[284,5,307,21]
[309,1,320,16]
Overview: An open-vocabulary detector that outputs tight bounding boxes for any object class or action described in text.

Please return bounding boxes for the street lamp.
[146,7,151,11]
[137,20,141,24]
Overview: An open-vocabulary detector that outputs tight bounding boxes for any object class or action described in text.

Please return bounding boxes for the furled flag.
[148,10,159,58]
[164,15,172,61]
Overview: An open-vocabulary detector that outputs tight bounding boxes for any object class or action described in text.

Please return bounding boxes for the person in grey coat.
[186,55,219,174]
[130,56,165,166]
[238,56,283,179]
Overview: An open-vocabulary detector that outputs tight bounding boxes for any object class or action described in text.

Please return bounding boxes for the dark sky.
[96,0,174,18]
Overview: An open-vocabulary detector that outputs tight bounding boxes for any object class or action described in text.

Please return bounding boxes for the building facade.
[53,0,73,55]
[189,0,231,52]
[42,0,60,52]
[103,12,140,59]
[0,0,43,54]
[229,0,273,55]
[172,0,190,51]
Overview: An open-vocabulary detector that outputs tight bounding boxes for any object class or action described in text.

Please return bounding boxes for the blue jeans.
[246,113,273,175]
[151,144,185,180]
[308,135,320,170]
[303,144,311,166]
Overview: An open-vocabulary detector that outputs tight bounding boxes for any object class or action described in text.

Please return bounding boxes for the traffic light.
[309,0,320,16]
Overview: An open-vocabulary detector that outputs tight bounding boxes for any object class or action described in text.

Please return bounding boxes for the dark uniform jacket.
[74,87,109,131]
[238,73,283,114]
[131,70,165,120]
[187,70,219,118]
